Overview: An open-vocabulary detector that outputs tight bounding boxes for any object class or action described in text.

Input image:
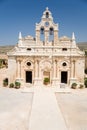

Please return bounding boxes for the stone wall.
[0,68,8,86]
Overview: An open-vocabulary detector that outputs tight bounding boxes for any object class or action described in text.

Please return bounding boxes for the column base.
[69,78,77,86]
[34,78,43,86]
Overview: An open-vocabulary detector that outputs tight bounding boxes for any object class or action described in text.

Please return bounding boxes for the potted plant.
[71,83,77,89]
[79,84,84,89]
[3,78,8,87]
[15,81,21,89]
[9,83,14,88]
[84,78,87,88]
[44,77,50,85]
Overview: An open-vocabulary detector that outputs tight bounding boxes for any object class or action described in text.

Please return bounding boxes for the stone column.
[34,59,42,86]
[36,30,40,44]
[52,59,57,86]
[17,60,20,78]
[54,30,58,44]
[71,60,76,78]
[45,31,49,44]
[35,60,38,78]
[17,60,21,78]
[69,59,77,86]
[70,60,73,78]
[73,60,75,78]
[53,59,56,78]
[55,60,57,78]
[56,61,59,78]
[37,60,39,77]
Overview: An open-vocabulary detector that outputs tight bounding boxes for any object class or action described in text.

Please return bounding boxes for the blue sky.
[0,0,87,45]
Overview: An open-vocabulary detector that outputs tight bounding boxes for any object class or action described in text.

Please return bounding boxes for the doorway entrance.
[43,71,50,84]
[61,71,68,83]
[26,71,32,83]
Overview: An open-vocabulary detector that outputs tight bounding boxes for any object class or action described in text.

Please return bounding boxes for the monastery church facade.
[7,7,85,87]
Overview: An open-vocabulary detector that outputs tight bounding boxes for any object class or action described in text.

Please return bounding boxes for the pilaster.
[54,30,58,44]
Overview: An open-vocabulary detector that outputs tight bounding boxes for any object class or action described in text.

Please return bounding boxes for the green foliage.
[71,83,77,89]
[79,84,84,89]
[85,51,87,56]
[15,81,21,89]
[0,59,8,69]
[9,83,14,88]
[44,77,50,85]
[84,78,87,88]
[44,77,50,82]
[3,78,8,87]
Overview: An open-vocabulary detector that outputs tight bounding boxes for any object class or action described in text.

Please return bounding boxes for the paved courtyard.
[0,87,87,130]
[0,87,33,130]
[56,89,87,130]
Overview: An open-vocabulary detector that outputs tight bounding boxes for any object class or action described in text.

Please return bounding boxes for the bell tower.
[36,7,59,45]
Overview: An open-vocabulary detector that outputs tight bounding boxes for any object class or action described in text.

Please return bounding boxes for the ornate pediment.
[60,36,71,41]
[24,35,35,40]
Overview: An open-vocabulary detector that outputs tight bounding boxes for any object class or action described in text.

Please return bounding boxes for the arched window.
[46,12,49,18]
[40,28,44,34]
[50,28,54,35]
[49,27,54,42]
[40,27,45,41]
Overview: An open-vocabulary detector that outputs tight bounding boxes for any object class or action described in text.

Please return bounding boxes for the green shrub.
[44,77,50,85]
[15,81,21,89]
[3,78,8,87]
[84,78,87,88]
[9,83,14,88]
[71,83,77,89]
[79,84,84,89]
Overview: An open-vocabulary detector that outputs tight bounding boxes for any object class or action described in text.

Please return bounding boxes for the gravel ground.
[0,87,33,130]
[56,89,87,130]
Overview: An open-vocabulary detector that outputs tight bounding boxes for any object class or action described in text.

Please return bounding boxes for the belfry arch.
[40,27,45,41]
[49,27,54,42]
[36,7,58,45]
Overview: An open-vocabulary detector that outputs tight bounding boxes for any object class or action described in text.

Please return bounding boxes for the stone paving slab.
[29,87,68,130]
[21,86,71,93]
[0,87,33,130]
[56,89,87,130]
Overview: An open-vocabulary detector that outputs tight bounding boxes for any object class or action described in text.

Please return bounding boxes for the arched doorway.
[40,60,52,85]
[43,71,50,84]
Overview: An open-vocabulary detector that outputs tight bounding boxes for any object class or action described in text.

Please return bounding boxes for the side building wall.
[8,56,17,84]
[75,57,85,83]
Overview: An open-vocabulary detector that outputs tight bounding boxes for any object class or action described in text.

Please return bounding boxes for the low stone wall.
[0,54,8,59]
[0,68,8,86]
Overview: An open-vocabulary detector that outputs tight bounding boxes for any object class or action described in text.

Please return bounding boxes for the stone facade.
[7,7,85,87]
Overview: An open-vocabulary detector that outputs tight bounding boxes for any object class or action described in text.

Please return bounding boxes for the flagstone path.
[28,87,68,130]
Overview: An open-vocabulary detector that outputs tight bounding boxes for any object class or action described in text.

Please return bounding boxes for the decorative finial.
[19,32,22,39]
[72,32,75,40]
[46,7,49,10]
[72,32,76,44]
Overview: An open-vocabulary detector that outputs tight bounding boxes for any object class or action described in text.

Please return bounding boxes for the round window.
[45,22,49,27]
[27,62,31,66]
[62,62,67,66]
